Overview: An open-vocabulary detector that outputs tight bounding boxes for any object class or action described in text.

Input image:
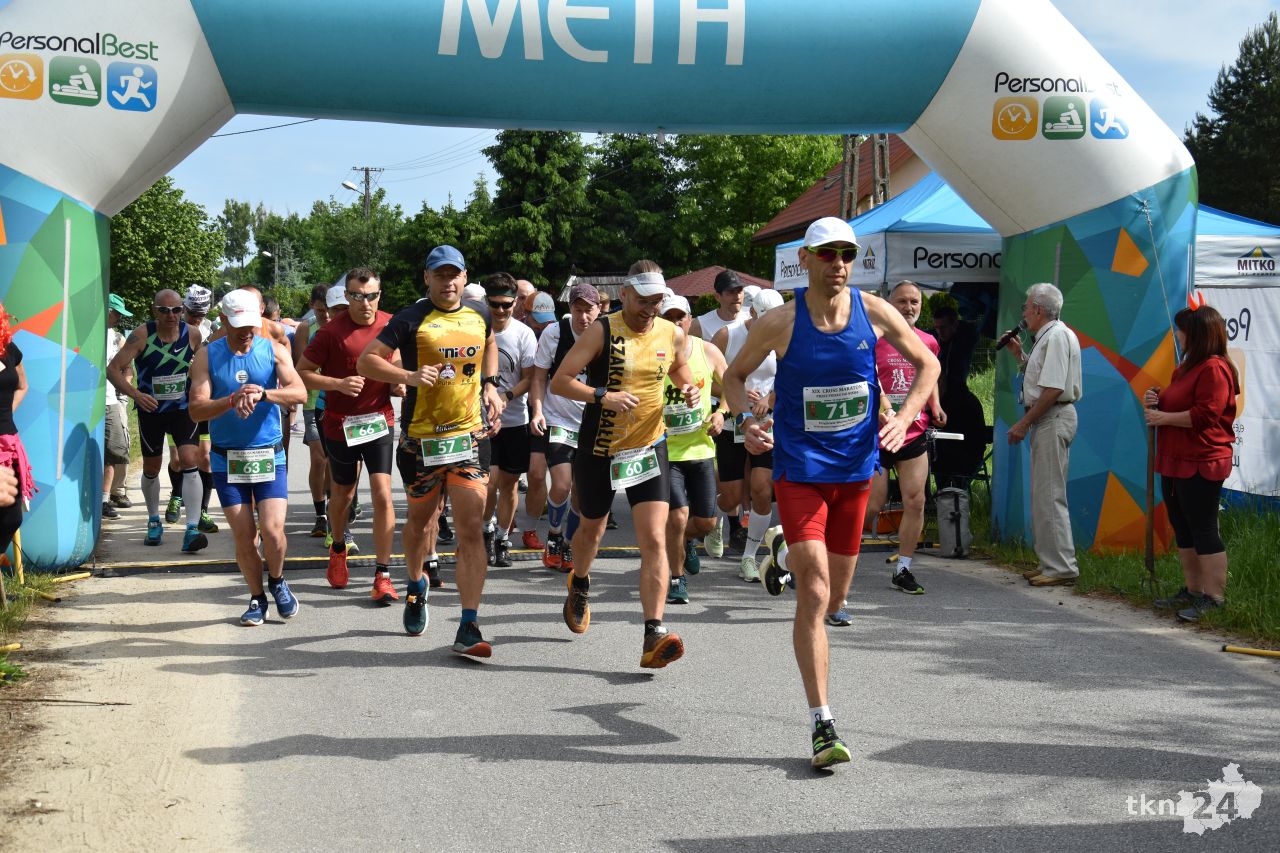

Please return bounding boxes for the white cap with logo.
[659,293,691,317]
[220,289,262,328]
[625,271,667,297]
[326,283,349,308]
[804,216,859,248]
[752,288,784,315]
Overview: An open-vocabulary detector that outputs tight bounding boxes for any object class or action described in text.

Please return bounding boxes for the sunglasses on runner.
[345,291,381,302]
[154,305,183,314]
[807,246,859,263]
[487,300,515,311]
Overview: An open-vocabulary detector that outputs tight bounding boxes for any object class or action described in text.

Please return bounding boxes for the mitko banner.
[0,0,1195,566]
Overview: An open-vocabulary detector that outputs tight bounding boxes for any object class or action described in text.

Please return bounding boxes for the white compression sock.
[896,555,913,574]
[744,509,772,558]
[141,472,161,517]
[182,469,202,526]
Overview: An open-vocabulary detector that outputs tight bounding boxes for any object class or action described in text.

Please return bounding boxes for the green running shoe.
[683,542,701,576]
[812,719,852,769]
[164,495,182,524]
[198,511,219,534]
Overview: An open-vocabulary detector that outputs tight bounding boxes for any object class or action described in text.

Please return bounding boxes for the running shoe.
[763,559,791,598]
[404,579,429,636]
[825,608,853,627]
[425,559,444,589]
[738,555,760,583]
[493,537,512,568]
[517,474,528,494]
[371,573,398,605]
[667,576,689,605]
[1154,586,1196,610]
[326,546,349,589]
[452,621,493,658]
[310,517,328,538]
[145,517,165,545]
[703,516,724,558]
[891,568,925,595]
[324,531,333,549]
[109,492,132,509]
[563,573,590,634]
[164,495,182,524]
[240,596,267,627]
[437,517,456,546]
[343,529,359,554]
[812,719,852,769]
[521,529,544,550]
[198,511,219,534]
[101,500,119,519]
[684,544,701,576]
[561,542,574,572]
[181,527,208,553]
[640,627,684,669]
[483,526,495,564]
[349,499,362,522]
[269,578,299,619]
[729,523,748,554]
[543,533,564,570]
[605,514,618,530]
[1177,593,1225,623]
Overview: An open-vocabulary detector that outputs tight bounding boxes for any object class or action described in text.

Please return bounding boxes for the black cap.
[714,269,743,293]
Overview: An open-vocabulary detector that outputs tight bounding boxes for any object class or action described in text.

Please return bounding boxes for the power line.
[381,130,496,170]
[211,118,318,138]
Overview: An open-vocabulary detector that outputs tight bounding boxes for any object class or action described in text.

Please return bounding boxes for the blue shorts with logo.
[212,463,289,507]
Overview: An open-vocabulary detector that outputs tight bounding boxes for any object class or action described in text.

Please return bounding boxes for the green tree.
[575,134,681,273]
[670,135,841,276]
[484,130,589,287]
[383,178,496,311]
[216,199,253,284]
[1185,12,1280,223]
[306,189,403,284]
[110,177,221,316]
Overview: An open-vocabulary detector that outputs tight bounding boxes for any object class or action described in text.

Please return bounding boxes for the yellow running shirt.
[376,298,491,440]
[580,314,678,457]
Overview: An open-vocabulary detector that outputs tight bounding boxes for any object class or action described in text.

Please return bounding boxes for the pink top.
[0,433,36,502]
[875,328,940,448]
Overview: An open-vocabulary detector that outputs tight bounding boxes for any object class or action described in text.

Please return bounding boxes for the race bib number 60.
[609,446,660,490]
[803,382,870,432]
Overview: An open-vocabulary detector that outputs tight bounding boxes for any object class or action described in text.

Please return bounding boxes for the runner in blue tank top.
[189,290,308,627]
[723,217,939,770]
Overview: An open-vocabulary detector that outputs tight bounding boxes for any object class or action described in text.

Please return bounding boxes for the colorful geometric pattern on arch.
[992,167,1197,552]
[0,162,109,568]
[375,297,489,440]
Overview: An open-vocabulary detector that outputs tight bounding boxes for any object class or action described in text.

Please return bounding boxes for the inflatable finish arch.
[0,0,1193,567]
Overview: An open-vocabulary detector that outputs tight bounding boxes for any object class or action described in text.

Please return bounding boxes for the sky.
[166,0,1279,225]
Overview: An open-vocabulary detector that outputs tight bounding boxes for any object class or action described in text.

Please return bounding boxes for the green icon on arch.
[50,57,101,106]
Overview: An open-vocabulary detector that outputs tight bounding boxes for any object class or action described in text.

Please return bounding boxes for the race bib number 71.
[803,382,870,432]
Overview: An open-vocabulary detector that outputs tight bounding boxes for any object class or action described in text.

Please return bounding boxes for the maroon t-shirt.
[304,311,396,442]
[1155,355,1238,481]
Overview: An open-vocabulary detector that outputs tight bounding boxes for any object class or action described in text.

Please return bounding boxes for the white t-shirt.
[724,322,776,395]
[495,321,537,428]
[105,327,126,406]
[696,306,748,342]
[533,320,587,431]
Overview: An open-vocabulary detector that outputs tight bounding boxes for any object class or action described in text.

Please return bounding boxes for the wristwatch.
[482,376,501,388]
[504,390,514,402]
[593,386,608,402]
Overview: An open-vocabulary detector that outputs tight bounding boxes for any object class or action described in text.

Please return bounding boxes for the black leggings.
[0,463,22,556]
[1162,472,1225,555]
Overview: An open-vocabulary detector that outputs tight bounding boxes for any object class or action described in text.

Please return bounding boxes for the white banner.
[774,231,999,291]
[1196,237,1280,288]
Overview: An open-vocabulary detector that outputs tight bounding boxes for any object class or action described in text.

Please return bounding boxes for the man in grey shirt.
[1005,283,1083,586]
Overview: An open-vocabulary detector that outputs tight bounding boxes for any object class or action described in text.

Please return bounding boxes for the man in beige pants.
[1005,283,1082,586]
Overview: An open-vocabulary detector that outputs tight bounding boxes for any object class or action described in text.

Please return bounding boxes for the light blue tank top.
[773,288,880,483]
[206,336,284,473]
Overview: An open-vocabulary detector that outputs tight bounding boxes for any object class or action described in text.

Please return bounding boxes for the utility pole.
[872,134,891,206]
[350,166,383,220]
[839,134,864,220]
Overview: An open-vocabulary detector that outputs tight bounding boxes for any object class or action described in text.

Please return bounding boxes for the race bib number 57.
[803,382,870,432]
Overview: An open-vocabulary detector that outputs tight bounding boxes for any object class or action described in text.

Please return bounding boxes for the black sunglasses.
[154,305,183,315]
[487,300,515,311]
[346,291,381,303]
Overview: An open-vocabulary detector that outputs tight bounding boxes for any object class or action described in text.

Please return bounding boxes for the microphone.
[995,320,1026,351]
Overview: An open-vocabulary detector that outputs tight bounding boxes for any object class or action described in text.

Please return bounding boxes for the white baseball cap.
[625,271,667,297]
[804,216,859,248]
[752,288,784,315]
[220,289,262,328]
[462,283,487,301]
[531,291,556,323]
[743,284,762,304]
[326,283,349,308]
[659,293,691,317]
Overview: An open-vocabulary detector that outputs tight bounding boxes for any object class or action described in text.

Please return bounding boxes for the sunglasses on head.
[487,300,515,311]
[807,245,860,263]
[154,305,183,315]
[345,290,380,302]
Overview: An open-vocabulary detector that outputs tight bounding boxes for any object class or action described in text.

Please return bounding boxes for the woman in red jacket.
[1143,302,1239,622]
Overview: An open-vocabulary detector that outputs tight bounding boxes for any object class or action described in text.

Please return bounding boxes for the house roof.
[750,134,917,246]
[664,266,772,298]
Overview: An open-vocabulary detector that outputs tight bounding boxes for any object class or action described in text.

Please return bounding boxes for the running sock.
[199,469,213,512]
[496,529,509,544]
[546,496,569,533]
[895,555,913,574]
[744,510,771,558]
[571,574,590,591]
[727,513,743,535]
[407,576,427,597]
[809,705,834,734]
[644,619,663,635]
[313,499,326,521]
[375,562,390,578]
[141,472,161,517]
[267,575,282,591]
[332,539,345,554]
[565,509,580,540]
[461,608,478,625]
[182,469,202,526]
[167,465,182,501]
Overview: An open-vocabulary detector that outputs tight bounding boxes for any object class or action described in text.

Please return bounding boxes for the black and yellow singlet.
[579,314,677,457]
[376,298,491,440]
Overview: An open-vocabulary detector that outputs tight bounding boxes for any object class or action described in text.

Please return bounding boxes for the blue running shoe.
[181,526,208,553]
[825,607,853,627]
[269,578,299,619]
[240,597,268,626]
[144,518,163,546]
[404,577,428,636]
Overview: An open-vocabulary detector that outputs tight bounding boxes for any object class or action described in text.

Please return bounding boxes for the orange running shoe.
[371,573,398,605]
[640,628,684,669]
[522,529,544,550]
[542,533,563,570]
[326,547,349,589]
[563,573,590,634]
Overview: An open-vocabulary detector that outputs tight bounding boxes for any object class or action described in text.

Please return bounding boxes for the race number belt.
[803,382,870,432]
[548,425,579,449]
[662,403,703,436]
[226,447,277,484]
[152,373,187,401]
[609,445,661,490]
[343,412,389,447]
[420,433,477,466]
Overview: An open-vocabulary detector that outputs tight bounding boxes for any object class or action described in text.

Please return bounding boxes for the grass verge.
[0,572,57,683]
